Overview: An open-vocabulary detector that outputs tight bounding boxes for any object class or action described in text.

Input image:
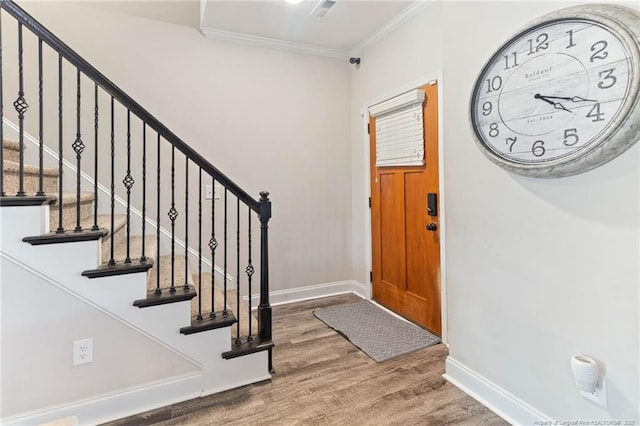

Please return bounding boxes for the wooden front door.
[370,82,441,335]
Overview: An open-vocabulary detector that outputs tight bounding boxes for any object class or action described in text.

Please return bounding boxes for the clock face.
[470,9,640,177]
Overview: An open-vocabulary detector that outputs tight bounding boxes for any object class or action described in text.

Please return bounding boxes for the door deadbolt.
[426,223,438,231]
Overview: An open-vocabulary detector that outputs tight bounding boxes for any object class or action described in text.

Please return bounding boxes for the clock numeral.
[504,52,519,70]
[485,76,502,93]
[489,123,499,137]
[586,103,605,122]
[590,40,608,62]
[563,128,579,147]
[482,101,492,116]
[506,136,517,153]
[531,140,546,157]
[566,29,576,48]
[527,33,549,55]
[597,68,617,89]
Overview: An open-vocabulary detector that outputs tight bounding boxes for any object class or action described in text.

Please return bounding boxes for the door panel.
[370,82,441,335]
[379,172,406,288]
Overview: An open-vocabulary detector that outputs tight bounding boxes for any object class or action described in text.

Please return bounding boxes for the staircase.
[0,0,272,424]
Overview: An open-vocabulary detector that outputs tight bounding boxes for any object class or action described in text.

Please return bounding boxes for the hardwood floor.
[104,294,508,425]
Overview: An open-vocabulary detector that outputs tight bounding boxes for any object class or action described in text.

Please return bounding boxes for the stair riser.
[2,146,20,163]
[2,166,58,195]
[101,223,127,264]
[49,199,93,231]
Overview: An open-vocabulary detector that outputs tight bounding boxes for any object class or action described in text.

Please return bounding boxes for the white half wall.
[349,0,639,422]
[0,253,200,420]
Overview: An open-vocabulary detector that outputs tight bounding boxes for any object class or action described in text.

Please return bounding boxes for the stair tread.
[2,139,21,151]
[83,213,127,233]
[195,272,258,338]
[2,159,58,176]
[52,191,94,205]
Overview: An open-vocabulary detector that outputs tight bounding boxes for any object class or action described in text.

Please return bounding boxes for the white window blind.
[370,89,425,167]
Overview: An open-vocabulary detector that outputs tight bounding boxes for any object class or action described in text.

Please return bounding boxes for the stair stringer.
[0,204,271,423]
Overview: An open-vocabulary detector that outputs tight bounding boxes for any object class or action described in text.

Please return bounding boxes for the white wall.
[13,1,353,293]
[350,0,638,422]
[0,255,200,419]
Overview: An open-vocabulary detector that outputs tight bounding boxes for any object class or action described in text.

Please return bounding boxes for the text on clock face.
[472,19,632,164]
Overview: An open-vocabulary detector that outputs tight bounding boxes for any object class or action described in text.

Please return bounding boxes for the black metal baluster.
[184,157,189,290]
[108,96,115,265]
[0,9,4,197]
[73,69,85,232]
[209,177,217,319]
[258,192,272,344]
[155,134,161,294]
[56,54,63,232]
[246,208,254,341]
[92,84,98,230]
[235,197,241,344]
[36,38,43,196]
[197,168,203,320]
[140,123,147,262]
[123,110,133,263]
[223,187,228,316]
[168,145,177,292]
[14,23,28,197]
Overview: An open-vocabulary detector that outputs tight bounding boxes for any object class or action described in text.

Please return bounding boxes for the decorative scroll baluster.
[223,187,228,316]
[184,157,189,289]
[235,197,241,344]
[92,84,98,230]
[209,177,217,319]
[56,54,63,232]
[108,96,115,265]
[123,110,133,263]
[155,134,161,294]
[258,191,272,343]
[169,145,177,292]
[0,9,4,197]
[247,209,254,340]
[36,38,43,196]
[14,22,28,196]
[73,69,85,232]
[140,123,147,262]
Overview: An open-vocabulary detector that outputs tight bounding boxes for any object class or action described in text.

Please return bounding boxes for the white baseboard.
[244,280,368,307]
[444,356,551,425]
[1,373,203,426]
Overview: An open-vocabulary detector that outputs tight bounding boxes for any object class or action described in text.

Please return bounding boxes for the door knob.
[426,223,438,231]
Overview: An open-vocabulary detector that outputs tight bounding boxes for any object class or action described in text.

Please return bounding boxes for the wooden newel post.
[258,191,272,342]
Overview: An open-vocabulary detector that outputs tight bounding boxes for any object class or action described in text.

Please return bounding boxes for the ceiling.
[200,0,420,58]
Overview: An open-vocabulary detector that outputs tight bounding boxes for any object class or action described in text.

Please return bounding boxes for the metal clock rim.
[469,4,640,178]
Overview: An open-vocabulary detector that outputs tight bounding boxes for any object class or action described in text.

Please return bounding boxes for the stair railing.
[0,0,272,351]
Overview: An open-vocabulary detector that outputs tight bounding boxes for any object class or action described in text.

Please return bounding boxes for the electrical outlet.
[205,184,221,200]
[73,338,93,366]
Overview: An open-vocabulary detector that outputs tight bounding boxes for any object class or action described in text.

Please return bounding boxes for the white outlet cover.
[73,338,94,366]
[580,377,607,408]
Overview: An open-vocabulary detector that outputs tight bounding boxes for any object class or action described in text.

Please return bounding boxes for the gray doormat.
[313,300,440,363]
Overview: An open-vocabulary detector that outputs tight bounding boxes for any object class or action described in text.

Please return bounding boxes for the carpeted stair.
[2,139,256,338]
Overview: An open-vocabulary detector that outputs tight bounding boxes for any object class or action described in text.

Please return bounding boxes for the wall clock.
[469,4,640,178]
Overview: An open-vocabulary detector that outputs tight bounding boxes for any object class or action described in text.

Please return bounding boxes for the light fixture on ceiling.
[284,0,304,4]
[310,0,336,17]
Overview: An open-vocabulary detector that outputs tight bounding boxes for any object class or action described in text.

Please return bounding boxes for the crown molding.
[200,27,350,60]
[349,0,433,56]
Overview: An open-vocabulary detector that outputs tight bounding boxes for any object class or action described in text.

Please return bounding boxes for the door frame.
[361,70,448,344]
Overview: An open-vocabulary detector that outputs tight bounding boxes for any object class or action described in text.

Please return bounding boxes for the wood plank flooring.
[104,294,508,425]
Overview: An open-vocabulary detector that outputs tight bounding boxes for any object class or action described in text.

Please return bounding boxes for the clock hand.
[533,94,573,113]
[536,94,598,103]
